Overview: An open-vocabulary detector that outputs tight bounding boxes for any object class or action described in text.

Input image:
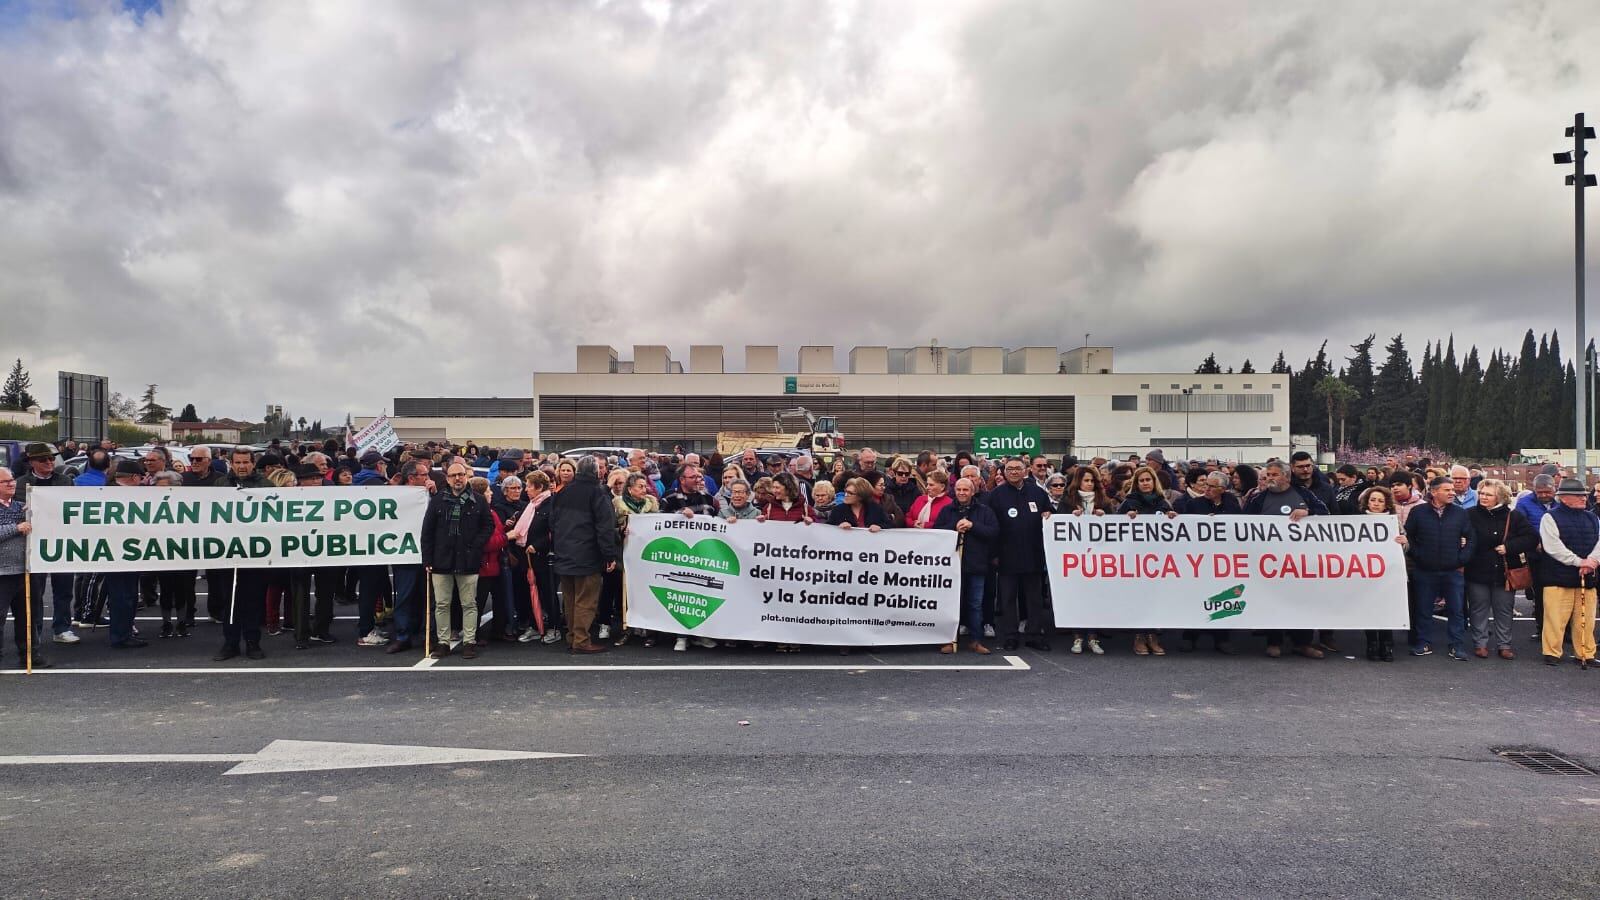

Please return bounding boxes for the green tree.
[1342,335,1376,446]
[1195,353,1222,375]
[1239,358,1255,374]
[178,403,200,422]
[137,384,171,424]
[1290,341,1333,442]
[1363,334,1419,447]
[1450,347,1483,456]
[1270,352,1291,374]
[0,358,37,410]
[1314,376,1359,449]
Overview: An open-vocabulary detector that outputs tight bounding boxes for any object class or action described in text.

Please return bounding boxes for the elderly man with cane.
[1536,477,1600,669]
[0,468,49,669]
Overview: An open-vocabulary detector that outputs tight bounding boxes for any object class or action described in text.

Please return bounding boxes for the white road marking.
[0,739,580,775]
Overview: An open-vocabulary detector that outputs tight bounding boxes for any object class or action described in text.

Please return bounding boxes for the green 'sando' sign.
[973,425,1041,455]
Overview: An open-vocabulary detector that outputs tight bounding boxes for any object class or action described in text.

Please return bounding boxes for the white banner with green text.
[1042,514,1409,629]
[27,486,427,573]
[623,514,961,646]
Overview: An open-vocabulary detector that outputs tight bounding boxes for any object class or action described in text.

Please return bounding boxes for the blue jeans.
[391,565,423,644]
[1410,569,1466,652]
[103,572,140,646]
[961,574,986,643]
[27,573,75,634]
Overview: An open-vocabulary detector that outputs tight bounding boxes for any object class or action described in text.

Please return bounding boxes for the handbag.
[1502,513,1532,591]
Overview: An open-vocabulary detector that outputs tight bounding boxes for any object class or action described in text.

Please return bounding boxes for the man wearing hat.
[353,449,387,486]
[1536,477,1600,668]
[16,442,79,646]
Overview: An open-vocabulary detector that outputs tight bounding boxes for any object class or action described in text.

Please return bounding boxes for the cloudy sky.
[1,0,1595,423]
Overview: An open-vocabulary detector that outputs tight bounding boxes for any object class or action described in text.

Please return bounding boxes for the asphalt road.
[3,607,1599,899]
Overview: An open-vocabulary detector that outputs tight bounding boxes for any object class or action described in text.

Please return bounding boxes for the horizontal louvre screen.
[536,395,1076,453]
[394,397,534,417]
[1148,393,1273,413]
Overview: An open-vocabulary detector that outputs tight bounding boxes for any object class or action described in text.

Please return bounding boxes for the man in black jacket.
[215,447,272,661]
[1290,452,1337,513]
[934,476,998,654]
[1403,476,1475,660]
[530,456,618,654]
[422,461,493,660]
[986,456,1054,651]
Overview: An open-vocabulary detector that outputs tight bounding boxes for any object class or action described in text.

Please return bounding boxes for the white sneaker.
[53,630,81,644]
[1088,639,1104,656]
[983,625,996,638]
[673,637,688,652]
[1070,637,1083,654]
[692,637,718,649]
[541,629,563,645]
[958,625,969,637]
[357,630,389,647]
[518,627,539,644]
[597,624,611,640]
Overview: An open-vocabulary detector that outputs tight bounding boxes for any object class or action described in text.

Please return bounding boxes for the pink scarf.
[511,490,549,546]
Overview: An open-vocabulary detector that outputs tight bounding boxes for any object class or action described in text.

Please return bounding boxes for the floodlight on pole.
[1555,113,1595,481]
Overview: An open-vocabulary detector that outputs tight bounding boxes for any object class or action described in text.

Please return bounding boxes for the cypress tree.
[1365,334,1419,447]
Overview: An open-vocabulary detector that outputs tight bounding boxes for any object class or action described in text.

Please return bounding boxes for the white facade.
[374,343,1290,461]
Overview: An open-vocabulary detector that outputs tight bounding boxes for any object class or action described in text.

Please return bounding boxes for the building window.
[1111,395,1138,411]
[1242,384,1253,390]
[1270,426,1283,432]
[1151,437,1273,447]
[1213,384,1223,389]
[1169,383,1180,389]
[1272,383,1282,389]
[1139,383,1149,390]
[1139,426,1152,433]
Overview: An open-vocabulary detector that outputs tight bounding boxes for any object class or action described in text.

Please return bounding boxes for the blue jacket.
[1403,501,1475,572]
[74,468,107,487]
[353,468,386,486]
[1515,492,1554,532]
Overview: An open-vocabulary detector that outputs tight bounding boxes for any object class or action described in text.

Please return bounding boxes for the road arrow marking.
[0,740,582,775]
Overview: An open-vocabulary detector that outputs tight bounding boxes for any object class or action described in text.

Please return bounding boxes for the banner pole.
[423,572,432,659]
[23,500,32,675]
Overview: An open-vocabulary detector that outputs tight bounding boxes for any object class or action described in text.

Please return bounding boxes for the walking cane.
[22,498,35,675]
[423,571,433,659]
[526,547,544,635]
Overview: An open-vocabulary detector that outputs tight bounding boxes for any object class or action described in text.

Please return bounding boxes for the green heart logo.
[650,586,726,630]
[641,537,741,576]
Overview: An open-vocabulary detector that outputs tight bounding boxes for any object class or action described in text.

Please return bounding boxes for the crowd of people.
[1,437,1595,670]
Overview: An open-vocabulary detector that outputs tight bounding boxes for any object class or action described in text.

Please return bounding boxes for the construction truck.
[717,407,845,466]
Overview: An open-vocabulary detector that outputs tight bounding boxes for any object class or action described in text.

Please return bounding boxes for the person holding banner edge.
[0,467,51,668]
[216,447,269,662]
[1117,466,1179,656]
[1244,459,1330,659]
[933,476,997,655]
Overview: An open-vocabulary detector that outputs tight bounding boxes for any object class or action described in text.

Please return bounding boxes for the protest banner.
[26,486,427,573]
[623,514,960,646]
[350,415,400,454]
[1043,514,1408,629]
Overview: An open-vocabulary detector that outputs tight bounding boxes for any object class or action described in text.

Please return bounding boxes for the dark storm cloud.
[0,0,1592,420]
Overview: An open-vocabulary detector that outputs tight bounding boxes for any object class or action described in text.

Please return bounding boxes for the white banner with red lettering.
[1042,514,1408,629]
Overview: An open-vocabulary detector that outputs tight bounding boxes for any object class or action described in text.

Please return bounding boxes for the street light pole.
[1556,113,1595,480]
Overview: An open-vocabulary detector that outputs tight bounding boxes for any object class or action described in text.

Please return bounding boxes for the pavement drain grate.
[1494,749,1597,777]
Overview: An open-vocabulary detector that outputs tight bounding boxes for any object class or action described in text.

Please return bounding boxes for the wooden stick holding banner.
[423,570,432,659]
[23,501,32,675]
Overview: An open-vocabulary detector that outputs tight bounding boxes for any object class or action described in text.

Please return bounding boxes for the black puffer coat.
[420,488,493,574]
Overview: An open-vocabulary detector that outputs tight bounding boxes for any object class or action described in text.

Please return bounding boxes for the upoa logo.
[1203,584,1246,621]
